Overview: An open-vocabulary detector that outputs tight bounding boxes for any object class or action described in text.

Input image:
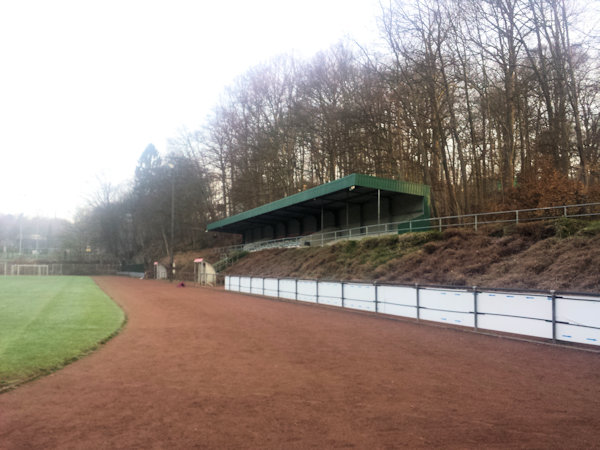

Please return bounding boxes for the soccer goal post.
[10,264,50,276]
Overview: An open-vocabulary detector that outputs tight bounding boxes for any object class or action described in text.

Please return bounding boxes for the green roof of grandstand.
[207,174,430,233]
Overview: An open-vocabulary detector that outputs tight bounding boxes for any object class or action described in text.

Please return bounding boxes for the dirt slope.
[225,219,600,293]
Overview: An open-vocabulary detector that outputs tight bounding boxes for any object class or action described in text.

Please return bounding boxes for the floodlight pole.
[169,163,175,282]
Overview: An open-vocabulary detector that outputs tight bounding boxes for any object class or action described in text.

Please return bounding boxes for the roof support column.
[345,199,350,238]
[321,206,324,232]
[346,192,349,229]
[321,206,324,246]
[378,189,381,226]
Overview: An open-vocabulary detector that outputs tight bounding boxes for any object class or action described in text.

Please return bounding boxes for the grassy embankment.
[225,218,600,293]
[0,276,124,392]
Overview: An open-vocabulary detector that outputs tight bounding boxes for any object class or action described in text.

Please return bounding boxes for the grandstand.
[207,174,430,248]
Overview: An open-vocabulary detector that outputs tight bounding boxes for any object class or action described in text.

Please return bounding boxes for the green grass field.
[0,276,124,390]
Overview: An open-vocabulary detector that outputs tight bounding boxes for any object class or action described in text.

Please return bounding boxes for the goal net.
[10,264,50,276]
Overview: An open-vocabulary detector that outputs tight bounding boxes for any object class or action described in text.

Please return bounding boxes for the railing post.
[316,279,319,304]
[341,282,345,308]
[474,214,478,231]
[262,277,265,296]
[415,283,420,322]
[564,206,567,217]
[374,282,378,313]
[277,278,280,298]
[516,210,519,224]
[438,218,442,232]
[551,290,557,343]
[473,286,478,331]
[295,278,298,301]
[409,221,412,232]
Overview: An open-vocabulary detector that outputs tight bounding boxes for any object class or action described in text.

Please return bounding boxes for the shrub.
[577,220,600,237]
[554,218,587,238]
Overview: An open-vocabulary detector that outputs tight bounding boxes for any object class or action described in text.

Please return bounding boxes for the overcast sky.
[0,0,382,220]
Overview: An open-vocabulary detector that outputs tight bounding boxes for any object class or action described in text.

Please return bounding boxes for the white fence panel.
[478,314,552,339]
[344,283,376,312]
[478,292,552,320]
[378,285,417,307]
[264,278,279,297]
[377,286,417,318]
[420,309,474,327]
[251,277,263,295]
[379,303,418,319]
[420,289,473,313]
[556,324,600,346]
[224,276,230,290]
[297,280,317,303]
[317,282,342,307]
[239,277,251,293]
[556,296,600,328]
[228,276,240,291]
[278,279,296,300]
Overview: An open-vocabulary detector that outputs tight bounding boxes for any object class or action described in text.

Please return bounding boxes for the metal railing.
[213,202,600,256]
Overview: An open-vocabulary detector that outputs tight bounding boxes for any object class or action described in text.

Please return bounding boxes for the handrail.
[211,201,600,256]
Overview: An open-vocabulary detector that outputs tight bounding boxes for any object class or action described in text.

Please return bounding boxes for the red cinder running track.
[1,276,599,448]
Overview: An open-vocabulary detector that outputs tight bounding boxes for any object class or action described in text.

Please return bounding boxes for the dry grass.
[224,220,600,293]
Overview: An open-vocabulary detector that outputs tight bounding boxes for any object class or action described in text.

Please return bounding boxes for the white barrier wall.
[556,294,600,345]
[264,278,279,297]
[251,277,263,295]
[224,275,600,347]
[377,285,417,318]
[419,289,474,327]
[297,280,317,303]
[278,279,296,300]
[239,276,251,294]
[556,295,600,327]
[317,282,342,307]
[343,283,376,312]
[476,291,553,339]
[478,292,552,320]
